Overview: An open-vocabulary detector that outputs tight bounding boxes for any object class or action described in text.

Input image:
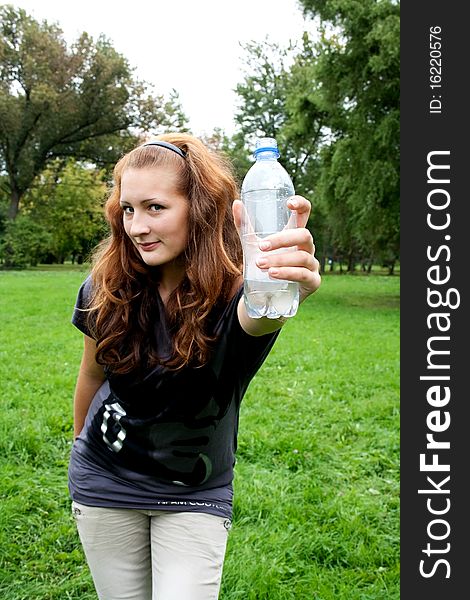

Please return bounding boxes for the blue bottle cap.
[253,137,280,158]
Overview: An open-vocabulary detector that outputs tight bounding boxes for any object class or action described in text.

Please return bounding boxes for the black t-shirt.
[68,276,280,518]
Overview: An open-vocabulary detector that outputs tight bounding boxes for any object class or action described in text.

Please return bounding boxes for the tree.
[234,38,326,203]
[0,159,107,267]
[0,5,188,220]
[233,37,328,264]
[0,214,52,267]
[23,159,108,263]
[297,0,400,271]
[234,39,292,143]
[233,2,399,271]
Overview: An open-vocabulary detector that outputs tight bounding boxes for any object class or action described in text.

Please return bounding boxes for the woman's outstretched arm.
[233,195,321,337]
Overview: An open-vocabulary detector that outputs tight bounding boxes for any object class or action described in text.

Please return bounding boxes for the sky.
[10,0,317,136]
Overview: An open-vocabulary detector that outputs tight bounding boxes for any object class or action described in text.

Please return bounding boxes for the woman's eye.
[149,204,163,212]
[122,206,134,215]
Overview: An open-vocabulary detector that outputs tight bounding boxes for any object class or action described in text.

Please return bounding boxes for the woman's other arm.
[73,335,106,438]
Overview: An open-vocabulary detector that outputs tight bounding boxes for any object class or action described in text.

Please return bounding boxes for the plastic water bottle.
[240,137,299,319]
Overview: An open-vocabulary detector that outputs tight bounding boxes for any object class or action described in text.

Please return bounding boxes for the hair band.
[141,140,186,159]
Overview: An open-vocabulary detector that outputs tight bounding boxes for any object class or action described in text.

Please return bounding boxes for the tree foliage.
[0,5,188,220]
[298,0,400,270]
[25,159,108,262]
[234,39,325,197]
[233,0,400,271]
[0,159,107,267]
[0,213,52,268]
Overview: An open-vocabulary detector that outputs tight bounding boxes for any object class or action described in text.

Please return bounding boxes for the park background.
[0,1,400,598]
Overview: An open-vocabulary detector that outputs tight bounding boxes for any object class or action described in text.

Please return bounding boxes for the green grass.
[0,270,399,599]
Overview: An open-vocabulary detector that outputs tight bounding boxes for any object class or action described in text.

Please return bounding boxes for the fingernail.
[259,241,271,251]
[256,257,268,267]
[269,268,279,276]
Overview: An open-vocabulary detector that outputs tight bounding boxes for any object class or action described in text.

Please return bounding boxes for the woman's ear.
[231,200,243,236]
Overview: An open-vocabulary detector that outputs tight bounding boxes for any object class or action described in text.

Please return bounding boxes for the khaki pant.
[72,501,230,600]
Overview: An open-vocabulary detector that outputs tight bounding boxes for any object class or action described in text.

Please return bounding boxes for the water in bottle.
[240,137,299,319]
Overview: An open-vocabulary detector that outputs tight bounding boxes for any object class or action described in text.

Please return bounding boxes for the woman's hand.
[232,195,321,304]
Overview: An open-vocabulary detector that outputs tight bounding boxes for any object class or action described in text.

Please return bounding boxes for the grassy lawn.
[0,269,399,599]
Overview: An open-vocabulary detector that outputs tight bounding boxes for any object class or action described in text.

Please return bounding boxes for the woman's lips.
[138,241,160,252]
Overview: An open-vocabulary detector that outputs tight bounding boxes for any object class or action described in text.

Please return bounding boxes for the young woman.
[69,133,320,600]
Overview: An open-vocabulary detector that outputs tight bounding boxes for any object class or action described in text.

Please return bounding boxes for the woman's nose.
[129,212,151,237]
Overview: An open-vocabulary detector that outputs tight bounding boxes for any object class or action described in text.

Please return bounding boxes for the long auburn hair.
[87,133,243,373]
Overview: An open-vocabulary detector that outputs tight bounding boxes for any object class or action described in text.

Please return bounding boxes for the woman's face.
[120,165,190,270]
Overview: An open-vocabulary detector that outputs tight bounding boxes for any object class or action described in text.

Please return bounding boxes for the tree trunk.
[347,251,355,272]
[8,186,21,220]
